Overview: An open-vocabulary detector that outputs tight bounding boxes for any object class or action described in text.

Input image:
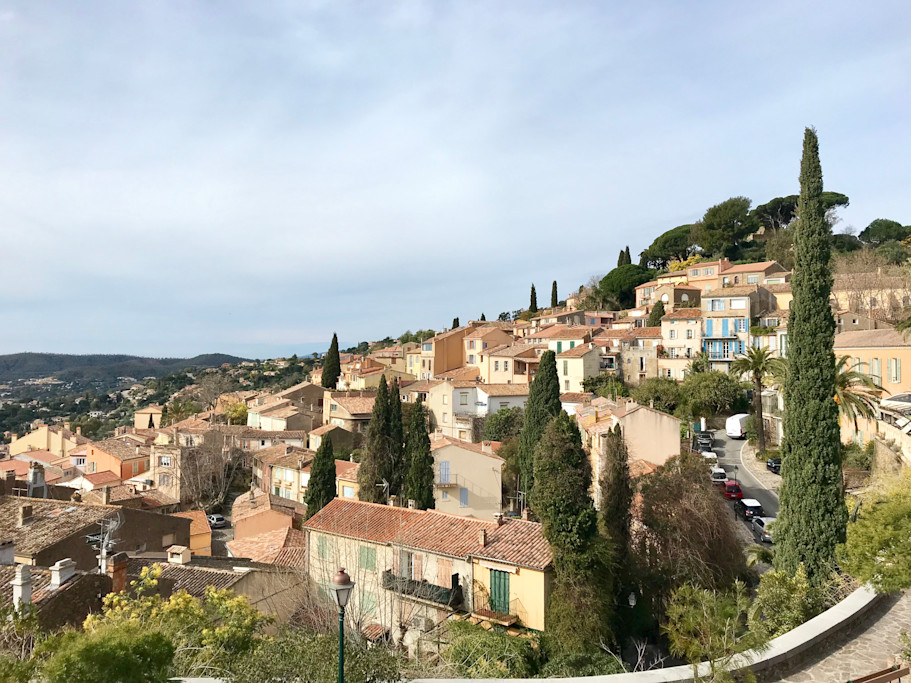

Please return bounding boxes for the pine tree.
[529,284,538,314]
[402,397,434,510]
[357,377,393,503]
[600,424,632,567]
[774,128,846,586]
[517,350,561,503]
[618,246,632,266]
[304,435,336,519]
[480,313,486,321]
[452,317,459,329]
[388,378,405,495]
[532,412,615,651]
[646,300,665,327]
[322,333,341,389]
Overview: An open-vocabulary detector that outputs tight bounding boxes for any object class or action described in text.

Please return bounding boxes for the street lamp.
[628,591,637,608]
[329,567,355,683]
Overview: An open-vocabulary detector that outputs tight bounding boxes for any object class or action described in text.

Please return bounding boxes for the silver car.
[751,516,775,544]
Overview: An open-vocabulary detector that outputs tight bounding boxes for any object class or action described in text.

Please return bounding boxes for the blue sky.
[1,1,909,358]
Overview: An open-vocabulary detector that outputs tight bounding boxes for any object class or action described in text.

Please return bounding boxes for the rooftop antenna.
[88,511,123,575]
[376,478,390,504]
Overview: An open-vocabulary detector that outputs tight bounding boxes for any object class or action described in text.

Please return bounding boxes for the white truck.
[725,413,750,439]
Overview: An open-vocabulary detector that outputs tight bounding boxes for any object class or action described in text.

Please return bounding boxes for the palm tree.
[745,544,775,568]
[687,351,711,375]
[731,346,775,452]
[768,355,884,432]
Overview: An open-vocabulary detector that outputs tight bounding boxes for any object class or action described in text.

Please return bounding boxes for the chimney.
[76,426,82,436]
[388,494,397,507]
[407,499,415,509]
[11,565,31,609]
[522,507,529,521]
[106,552,129,592]
[0,539,14,565]
[481,441,493,454]
[4,470,15,484]
[49,558,77,589]
[167,545,191,565]
[135,446,140,456]
[17,505,33,527]
[27,462,45,489]
[64,421,71,431]
[10,434,17,442]
[493,512,504,526]
[102,486,111,505]
[478,529,487,547]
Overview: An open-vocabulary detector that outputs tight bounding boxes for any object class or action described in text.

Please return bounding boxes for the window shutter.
[438,558,452,586]
[413,553,423,580]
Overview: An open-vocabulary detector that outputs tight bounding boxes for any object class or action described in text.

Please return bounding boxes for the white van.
[725,413,750,439]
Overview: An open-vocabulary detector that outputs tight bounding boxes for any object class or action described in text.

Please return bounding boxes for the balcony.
[435,473,461,489]
[382,570,463,607]
[707,352,736,361]
[471,589,519,626]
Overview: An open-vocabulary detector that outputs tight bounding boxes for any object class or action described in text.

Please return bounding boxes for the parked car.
[752,516,776,544]
[723,481,744,499]
[701,451,719,464]
[736,498,765,520]
[726,413,750,439]
[696,432,714,447]
[766,457,782,475]
[711,466,728,484]
[207,514,227,529]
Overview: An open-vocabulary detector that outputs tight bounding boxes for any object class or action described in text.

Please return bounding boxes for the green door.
[489,570,510,615]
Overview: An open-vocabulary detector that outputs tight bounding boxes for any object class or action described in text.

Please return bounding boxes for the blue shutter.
[439,461,450,484]
[706,319,713,337]
[459,487,468,507]
[722,318,729,337]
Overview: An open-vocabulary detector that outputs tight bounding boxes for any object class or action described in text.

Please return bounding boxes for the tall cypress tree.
[480,313,486,321]
[551,281,558,308]
[529,284,538,314]
[532,412,615,651]
[402,397,434,510]
[322,333,341,389]
[357,377,392,503]
[452,317,459,328]
[517,350,561,503]
[625,246,632,264]
[647,300,665,327]
[775,128,845,586]
[600,424,632,568]
[304,435,336,519]
[388,378,405,495]
[618,246,632,266]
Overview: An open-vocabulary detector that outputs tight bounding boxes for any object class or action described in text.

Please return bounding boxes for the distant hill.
[0,353,248,384]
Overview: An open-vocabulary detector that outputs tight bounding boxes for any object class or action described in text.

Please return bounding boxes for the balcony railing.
[382,570,463,607]
[435,473,461,488]
[471,589,519,626]
[706,352,736,361]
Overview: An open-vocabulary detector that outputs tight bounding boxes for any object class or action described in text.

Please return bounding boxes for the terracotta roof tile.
[834,329,911,349]
[172,510,210,536]
[0,497,114,556]
[434,366,481,381]
[529,325,601,340]
[226,527,307,567]
[560,392,594,403]
[720,260,783,274]
[429,435,504,461]
[477,384,531,397]
[487,344,544,358]
[126,559,245,597]
[704,285,763,297]
[91,438,146,462]
[662,308,703,320]
[332,396,376,416]
[303,498,423,543]
[231,488,307,522]
[556,345,597,358]
[84,471,122,486]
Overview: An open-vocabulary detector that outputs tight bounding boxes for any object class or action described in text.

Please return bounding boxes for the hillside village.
[3,208,911,678]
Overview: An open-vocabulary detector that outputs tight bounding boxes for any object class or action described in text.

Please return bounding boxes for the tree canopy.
[322,334,341,389]
[646,300,665,327]
[641,225,698,269]
[304,435,336,519]
[858,218,910,245]
[598,264,654,310]
[690,197,759,257]
[517,350,561,502]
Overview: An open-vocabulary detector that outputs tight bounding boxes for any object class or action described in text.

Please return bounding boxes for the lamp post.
[329,567,355,683]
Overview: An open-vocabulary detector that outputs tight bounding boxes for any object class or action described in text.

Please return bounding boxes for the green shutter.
[489,569,510,615]
[359,545,376,571]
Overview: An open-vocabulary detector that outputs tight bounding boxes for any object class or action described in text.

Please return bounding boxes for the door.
[489,569,510,614]
[439,461,450,484]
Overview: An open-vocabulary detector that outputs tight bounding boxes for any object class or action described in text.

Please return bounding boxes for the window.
[318,535,332,559]
[330,404,337,412]
[469,340,476,349]
[494,361,500,371]
[359,545,376,571]
[564,379,570,390]
[459,393,468,405]
[162,534,175,546]
[500,401,508,409]
[690,269,699,277]
[468,354,475,364]
[438,558,453,586]
[342,486,355,498]
[75,457,86,466]
[665,369,673,378]
[889,358,901,384]
[158,456,172,467]
[132,461,140,475]
[422,343,433,352]
[441,490,449,500]
[158,474,172,487]
[736,318,748,332]
[439,461,450,484]
[87,462,97,473]
[871,358,882,383]
[563,361,569,375]
[503,361,509,372]
[669,330,677,340]
[710,300,725,311]
[284,468,293,482]
[686,329,694,339]
[442,412,448,423]
[870,297,878,309]
[703,267,714,275]
[459,487,468,507]
[747,275,759,284]
[730,298,747,310]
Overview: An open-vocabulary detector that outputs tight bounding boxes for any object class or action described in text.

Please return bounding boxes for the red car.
[723,481,743,499]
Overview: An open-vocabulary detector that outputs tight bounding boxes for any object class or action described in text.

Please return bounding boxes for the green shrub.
[441,621,540,678]
[748,565,821,638]
[842,442,873,471]
[537,652,624,677]
[744,415,758,445]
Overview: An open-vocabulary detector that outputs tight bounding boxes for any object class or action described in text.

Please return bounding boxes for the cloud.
[0,1,909,355]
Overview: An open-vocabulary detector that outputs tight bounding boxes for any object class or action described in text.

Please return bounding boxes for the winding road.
[711,430,779,518]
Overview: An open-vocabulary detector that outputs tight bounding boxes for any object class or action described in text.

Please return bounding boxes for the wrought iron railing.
[382,570,463,607]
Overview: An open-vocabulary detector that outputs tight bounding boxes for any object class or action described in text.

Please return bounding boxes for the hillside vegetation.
[0,353,247,383]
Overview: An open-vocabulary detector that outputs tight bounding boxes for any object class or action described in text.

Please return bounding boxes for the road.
[711,430,779,519]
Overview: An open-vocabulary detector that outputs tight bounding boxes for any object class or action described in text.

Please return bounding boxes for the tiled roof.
[560,392,594,403]
[46,425,90,445]
[126,559,244,597]
[303,498,424,544]
[704,285,762,297]
[624,327,663,338]
[82,485,142,505]
[14,450,58,465]
[529,325,600,340]
[172,510,210,536]
[0,460,63,483]
[231,488,307,522]
[0,566,55,608]
[249,399,290,415]
[464,326,510,339]
[629,459,660,478]
[0,497,114,555]
[427,326,470,343]
[254,444,313,468]
[137,488,179,508]
[477,384,531,397]
[435,366,481,381]
[429,435,504,461]
[91,438,146,462]
[332,396,376,416]
[226,527,307,567]
[764,283,792,293]
[401,380,442,394]
[487,344,544,358]
[834,329,911,349]
[84,471,122,486]
[475,518,552,570]
[135,405,164,414]
[720,260,783,274]
[662,308,703,320]
[334,459,359,480]
[556,345,597,358]
[308,424,340,437]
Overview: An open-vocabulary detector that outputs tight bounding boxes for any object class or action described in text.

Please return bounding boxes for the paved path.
[774,590,911,682]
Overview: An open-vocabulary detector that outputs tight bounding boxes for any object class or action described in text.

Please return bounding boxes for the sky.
[1,1,909,359]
